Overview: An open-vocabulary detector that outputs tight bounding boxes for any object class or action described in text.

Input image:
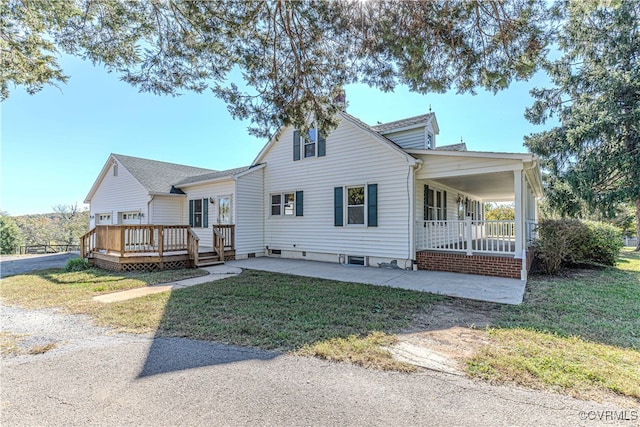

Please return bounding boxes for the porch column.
[514,169,524,258]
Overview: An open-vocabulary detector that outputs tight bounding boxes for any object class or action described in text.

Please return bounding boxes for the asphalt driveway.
[1,305,629,426]
[0,252,79,278]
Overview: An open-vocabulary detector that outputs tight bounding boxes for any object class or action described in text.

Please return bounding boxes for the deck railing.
[187,228,199,266]
[80,225,191,257]
[212,224,235,250]
[417,219,532,255]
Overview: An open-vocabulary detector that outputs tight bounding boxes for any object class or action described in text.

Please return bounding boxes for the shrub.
[583,221,624,266]
[63,257,91,272]
[534,219,623,274]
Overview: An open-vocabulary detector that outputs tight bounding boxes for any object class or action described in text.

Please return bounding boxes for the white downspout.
[408,159,424,269]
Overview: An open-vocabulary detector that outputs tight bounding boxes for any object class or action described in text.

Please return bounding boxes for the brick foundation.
[416,251,531,279]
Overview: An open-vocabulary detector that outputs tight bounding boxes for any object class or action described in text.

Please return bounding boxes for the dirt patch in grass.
[0,331,58,357]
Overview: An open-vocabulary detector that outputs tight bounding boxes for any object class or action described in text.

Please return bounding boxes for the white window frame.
[303,127,318,158]
[346,185,366,226]
[270,192,296,217]
[193,198,203,228]
[97,213,112,224]
[426,187,447,221]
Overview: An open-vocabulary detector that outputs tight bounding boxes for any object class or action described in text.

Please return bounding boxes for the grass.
[0,331,58,356]
[467,249,640,402]
[95,270,443,351]
[0,267,208,312]
[1,267,442,370]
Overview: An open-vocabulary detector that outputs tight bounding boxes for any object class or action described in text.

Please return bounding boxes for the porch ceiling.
[431,171,515,201]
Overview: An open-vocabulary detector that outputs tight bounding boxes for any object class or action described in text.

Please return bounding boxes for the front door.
[218,197,231,224]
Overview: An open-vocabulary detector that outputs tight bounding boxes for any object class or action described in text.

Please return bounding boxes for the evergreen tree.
[2,0,549,137]
[525,0,640,251]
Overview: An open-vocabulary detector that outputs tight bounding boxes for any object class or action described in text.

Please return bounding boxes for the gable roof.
[370,113,434,133]
[174,165,252,187]
[84,154,216,202]
[435,142,467,151]
[113,154,216,194]
[252,111,418,165]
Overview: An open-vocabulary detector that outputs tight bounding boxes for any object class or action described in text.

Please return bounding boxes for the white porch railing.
[417,219,536,255]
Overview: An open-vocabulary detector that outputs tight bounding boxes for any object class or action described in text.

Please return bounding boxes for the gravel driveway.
[1,304,632,426]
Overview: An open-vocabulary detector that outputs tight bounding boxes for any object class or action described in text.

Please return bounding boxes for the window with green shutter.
[189,198,208,228]
[294,127,325,160]
[335,184,377,227]
[270,191,303,217]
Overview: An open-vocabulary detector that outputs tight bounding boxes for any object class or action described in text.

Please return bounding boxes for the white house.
[83,111,542,279]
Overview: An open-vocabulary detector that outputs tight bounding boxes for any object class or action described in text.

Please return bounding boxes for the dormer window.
[427,132,434,149]
[113,163,118,176]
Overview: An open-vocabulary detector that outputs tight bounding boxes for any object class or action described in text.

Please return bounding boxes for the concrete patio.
[227,258,526,305]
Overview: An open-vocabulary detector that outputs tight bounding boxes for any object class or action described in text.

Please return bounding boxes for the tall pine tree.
[525,0,640,250]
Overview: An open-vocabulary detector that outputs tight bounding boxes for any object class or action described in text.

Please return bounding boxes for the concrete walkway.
[92,265,242,303]
[228,258,526,305]
[93,258,525,305]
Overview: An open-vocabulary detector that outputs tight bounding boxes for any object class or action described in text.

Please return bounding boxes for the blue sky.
[1,54,554,216]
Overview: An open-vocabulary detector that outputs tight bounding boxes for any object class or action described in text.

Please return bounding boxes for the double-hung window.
[334,184,377,227]
[304,128,317,158]
[347,186,365,225]
[293,128,326,160]
[189,198,208,228]
[424,185,447,221]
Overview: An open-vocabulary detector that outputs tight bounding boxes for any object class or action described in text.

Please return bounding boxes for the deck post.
[119,226,125,254]
[465,216,473,256]
[158,225,164,257]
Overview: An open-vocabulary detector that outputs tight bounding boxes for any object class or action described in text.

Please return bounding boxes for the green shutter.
[188,200,194,227]
[202,198,208,228]
[295,191,303,216]
[367,184,378,227]
[293,130,301,161]
[443,191,447,220]
[318,133,326,157]
[334,187,343,226]
[423,185,429,221]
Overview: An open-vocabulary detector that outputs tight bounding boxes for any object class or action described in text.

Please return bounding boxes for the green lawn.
[467,249,640,402]
[96,270,442,350]
[1,267,442,370]
[0,267,208,312]
[3,252,639,401]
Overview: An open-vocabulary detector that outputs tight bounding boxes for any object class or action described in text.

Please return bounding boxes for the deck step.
[195,254,223,267]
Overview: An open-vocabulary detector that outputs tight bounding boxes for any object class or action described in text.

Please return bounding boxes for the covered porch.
[80,224,236,271]
[410,150,543,280]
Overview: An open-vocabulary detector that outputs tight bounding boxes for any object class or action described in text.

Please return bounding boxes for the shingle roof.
[112,154,216,194]
[370,113,434,133]
[173,166,252,186]
[435,142,467,151]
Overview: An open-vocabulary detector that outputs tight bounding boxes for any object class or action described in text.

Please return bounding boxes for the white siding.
[88,160,150,228]
[181,180,236,248]
[262,118,413,265]
[235,168,265,257]
[151,196,184,225]
[383,128,425,149]
[418,155,522,179]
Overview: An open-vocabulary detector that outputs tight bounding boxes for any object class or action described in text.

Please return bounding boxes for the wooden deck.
[80,224,235,272]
